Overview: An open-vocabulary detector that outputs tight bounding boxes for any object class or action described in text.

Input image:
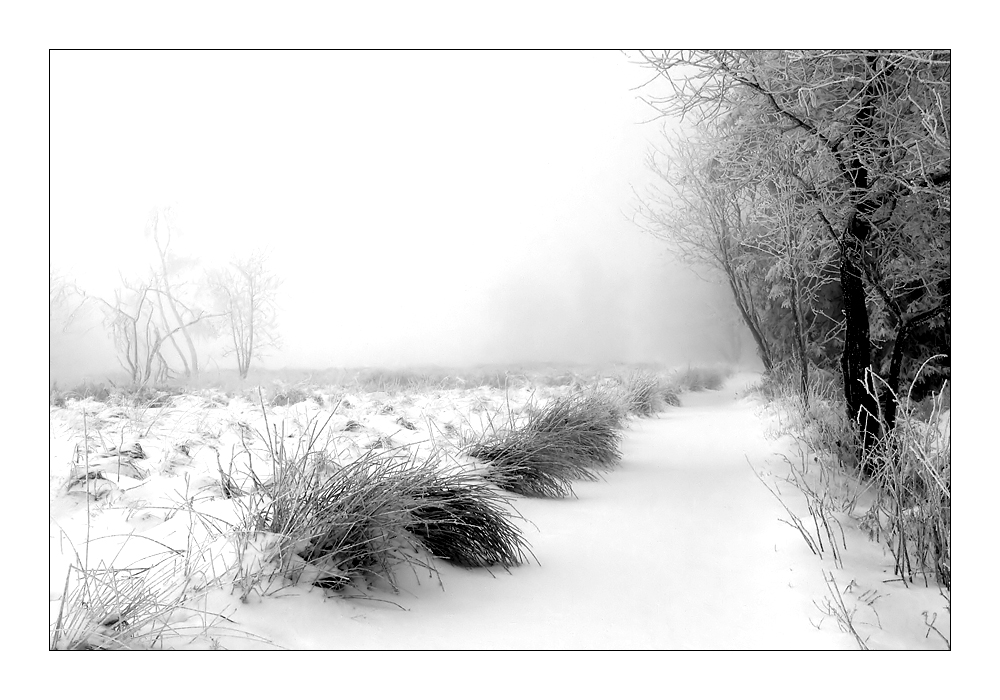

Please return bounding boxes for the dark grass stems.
[246,448,427,592]
[528,394,623,468]
[591,386,631,429]
[405,477,534,569]
[239,438,533,594]
[466,392,623,498]
[469,425,591,498]
[660,388,681,407]
[469,435,580,498]
[622,371,667,416]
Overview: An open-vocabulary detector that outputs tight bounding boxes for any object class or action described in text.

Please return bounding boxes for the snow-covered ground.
[48,371,949,650]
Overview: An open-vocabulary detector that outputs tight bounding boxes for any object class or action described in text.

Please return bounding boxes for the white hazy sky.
[50,50,732,375]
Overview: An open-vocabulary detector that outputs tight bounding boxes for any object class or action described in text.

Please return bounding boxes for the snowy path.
[221,373,944,649]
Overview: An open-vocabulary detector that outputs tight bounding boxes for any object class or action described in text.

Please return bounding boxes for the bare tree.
[636,125,776,371]
[50,269,79,384]
[147,208,206,378]
[73,274,213,386]
[50,269,73,327]
[209,251,281,379]
[57,209,221,387]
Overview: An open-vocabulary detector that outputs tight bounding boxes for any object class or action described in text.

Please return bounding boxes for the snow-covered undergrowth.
[51,364,951,649]
[748,369,951,649]
[49,367,685,649]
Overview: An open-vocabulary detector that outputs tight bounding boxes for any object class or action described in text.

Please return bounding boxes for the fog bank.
[50,51,747,385]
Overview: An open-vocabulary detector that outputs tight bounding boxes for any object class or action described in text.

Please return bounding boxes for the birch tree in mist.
[209,252,282,380]
[58,209,220,386]
[146,208,207,378]
[76,275,214,386]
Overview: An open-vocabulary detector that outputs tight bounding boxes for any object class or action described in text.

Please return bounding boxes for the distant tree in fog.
[636,126,777,373]
[50,270,72,324]
[50,270,78,381]
[146,208,208,378]
[57,208,221,386]
[72,273,216,386]
[208,251,282,380]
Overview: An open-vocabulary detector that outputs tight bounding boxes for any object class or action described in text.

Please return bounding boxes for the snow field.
[48,371,949,649]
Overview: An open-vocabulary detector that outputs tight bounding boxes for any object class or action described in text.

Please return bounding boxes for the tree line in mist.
[50,208,282,383]
[634,50,950,450]
[50,49,951,459]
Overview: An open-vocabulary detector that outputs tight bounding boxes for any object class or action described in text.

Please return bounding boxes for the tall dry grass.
[754,361,950,596]
[226,398,532,599]
[464,392,624,498]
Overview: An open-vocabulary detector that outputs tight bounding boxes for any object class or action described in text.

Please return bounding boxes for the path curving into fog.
[224,372,878,650]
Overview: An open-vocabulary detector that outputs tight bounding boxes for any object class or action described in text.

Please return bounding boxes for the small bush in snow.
[50,381,113,406]
[270,384,310,406]
[620,371,676,416]
[671,365,732,392]
[661,388,681,406]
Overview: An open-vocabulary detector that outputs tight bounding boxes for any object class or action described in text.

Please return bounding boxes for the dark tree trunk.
[838,54,887,465]
[879,305,949,432]
[840,220,881,459]
[790,267,809,407]
[881,332,906,433]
